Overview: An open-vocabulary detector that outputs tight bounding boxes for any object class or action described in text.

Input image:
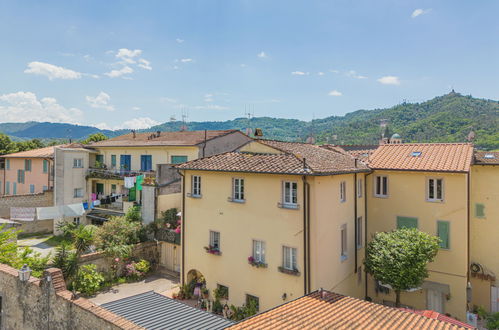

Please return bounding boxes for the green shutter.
[396,216,418,229]
[171,156,188,164]
[43,160,48,173]
[6,159,9,170]
[111,155,117,167]
[475,203,485,218]
[437,221,450,249]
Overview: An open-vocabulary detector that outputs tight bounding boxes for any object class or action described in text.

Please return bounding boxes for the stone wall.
[0,190,53,218]
[18,219,54,236]
[0,264,141,329]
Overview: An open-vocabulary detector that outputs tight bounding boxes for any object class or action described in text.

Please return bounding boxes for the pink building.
[0,146,56,196]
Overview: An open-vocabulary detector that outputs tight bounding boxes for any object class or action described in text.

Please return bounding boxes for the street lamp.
[18,264,31,282]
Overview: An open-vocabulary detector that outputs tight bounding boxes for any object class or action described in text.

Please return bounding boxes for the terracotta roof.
[177,140,369,175]
[321,144,378,161]
[228,290,472,329]
[89,130,241,147]
[368,143,474,172]
[1,145,68,158]
[474,151,499,165]
[399,308,474,329]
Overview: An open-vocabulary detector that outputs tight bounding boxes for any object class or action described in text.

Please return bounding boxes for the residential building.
[177,139,369,311]
[366,143,474,320]
[0,146,57,196]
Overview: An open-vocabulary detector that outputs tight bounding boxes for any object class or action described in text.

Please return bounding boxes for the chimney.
[131,130,136,138]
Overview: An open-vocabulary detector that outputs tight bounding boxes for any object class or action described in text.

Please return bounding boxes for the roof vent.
[411,151,422,157]
[484,154,495,159]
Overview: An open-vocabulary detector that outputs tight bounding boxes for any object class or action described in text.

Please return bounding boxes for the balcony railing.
[86,168,156,182]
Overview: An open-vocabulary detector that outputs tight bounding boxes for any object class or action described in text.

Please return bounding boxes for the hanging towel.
[63,203,85,217]
[10,207,36,221]
[93,200,101,207]
[136,175,144,191]
[37,206,63,220]
[91,193,97,201]
[83,202,89,210]
[124,176,136,189]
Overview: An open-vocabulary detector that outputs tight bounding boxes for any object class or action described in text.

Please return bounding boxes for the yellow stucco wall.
[157,193,181,218]
[366,170,468,320]
[470,165,499,312]
[182,170,305,311]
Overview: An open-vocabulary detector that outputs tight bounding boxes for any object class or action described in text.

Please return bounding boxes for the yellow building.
[470,151,499,313]
[177,140,369,311]
[366,143,474,320]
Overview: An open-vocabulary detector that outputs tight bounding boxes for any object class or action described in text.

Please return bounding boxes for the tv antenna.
[180,108,189,131]
[244,104,254,136]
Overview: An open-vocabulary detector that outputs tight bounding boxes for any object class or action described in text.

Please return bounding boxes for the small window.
[340,224,348,261]
[437,221,450,249]
[356,216,363,249]
[95,154,104,165]
[216,284,229,299]
[252,240,266,263]
[484,154,495,159]
[111,184,117,194]
[29,184,35,194]
[374,176,388,197]
[73,158,83,168]
[5,159,10,170]
[17,170,25,184]
[43,159,48,173]
[25,159,32,171]
[282,181,297,207]
[282,246,297,271]
[111,155,117,168]
[171,155,188,164]
[245,294,259,312]
[209,231,220,250]
[397,216,418,229]
[43,185,48,192]
[73,217,80,225]
[411,151,422,157]
[427,178,444,202]
[74,188,83,198]
[475,203,485,218]
[191,175,202,197]
[232,178,245,201]
[5,182,10,195]
[13,182,17,195]
[357,178,363,198]
[340,181,346,202]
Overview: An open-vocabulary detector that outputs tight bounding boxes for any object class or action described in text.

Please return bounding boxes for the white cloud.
[328,90,342,96]
[346,70,367,79]
[132,106,141,111]
[94,117,160,130]
[291,71,309,76]
[176,38,184,43]
[180,58,193,63]
[204,94,214,102]
[192,104,229,110]
[318,72,325,76]
[0,91,82,124]
[138,58,152,70]
[105,65,134,78]
[411,8,430,18]
[160,97,178,103]
[24,61,82,80]
[86,92,114,111]
[116,48,142,64]
[377,76,401,85]
[257,51,267,58]
[330,69,340,74]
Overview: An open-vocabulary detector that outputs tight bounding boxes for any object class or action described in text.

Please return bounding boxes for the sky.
[1,1,499,130]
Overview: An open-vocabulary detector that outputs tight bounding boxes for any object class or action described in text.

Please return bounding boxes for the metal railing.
[86,168,156,181]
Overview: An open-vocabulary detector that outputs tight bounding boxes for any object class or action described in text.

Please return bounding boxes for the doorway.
[427,289,444,313]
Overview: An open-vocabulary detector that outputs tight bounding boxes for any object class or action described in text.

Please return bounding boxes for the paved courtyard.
[18,235,57,257]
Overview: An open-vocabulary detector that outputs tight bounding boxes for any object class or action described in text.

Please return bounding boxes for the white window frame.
[340,224,348,261]
[357,178,363,198]
[74,188,83,198]
[282,181,298,208]
[340,181,346,203]
[374,175,388,198]
[232,178,245,202]
[427,177,444,202]
[191,175,202,197]
[209,231,220,250]
[73,158,83,168]
[356,216,363,249]
[282,246,297,271]
[252,240,266,263]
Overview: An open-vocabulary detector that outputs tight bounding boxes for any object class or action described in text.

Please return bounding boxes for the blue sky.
[1,1,498,129]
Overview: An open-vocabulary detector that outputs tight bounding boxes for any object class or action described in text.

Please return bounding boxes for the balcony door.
[427,289,444,313]
[140,155,152,172]
[120,155,131,172]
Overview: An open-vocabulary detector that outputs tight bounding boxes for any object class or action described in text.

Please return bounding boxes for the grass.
[17,232,52,239]
[42,235,68,247]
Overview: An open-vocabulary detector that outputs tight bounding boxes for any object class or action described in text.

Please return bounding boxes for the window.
[191,175,201,197]
[397,216,418,229]
[340,224,348,261]
[411,151,422,157]
[245,294,259,312]
[95,154,104,165]
[111,155,117,168]
[340,181,346,202]
[475,203,485,218]
[374,175,388,197]
[43,185,47,192]
[73,217,80,225]
[282,181,297,207]
[357,178,363,198]
[140,155,152,171]
[217,284,229,299]
[74,188,83,198]
[17,170,25,184]
[427,178,444,202]
[29,184,35,194]
[24,159,31,171]
[209,231,220,250]
[171,155,188,164]
[5,182,9,195]
[12,182,17,195]
[111,184,117,194]
[5,159,9,170]
[252,240,266,263]
[282,246,297,271]
[356,216,363,249]
[43,159,48,173]
[73,158,83,168]
[232,178,245,201]
[437,221,450,249]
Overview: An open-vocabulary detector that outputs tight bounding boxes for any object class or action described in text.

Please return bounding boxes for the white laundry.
[63,203,85,217]
[124,176,136,189]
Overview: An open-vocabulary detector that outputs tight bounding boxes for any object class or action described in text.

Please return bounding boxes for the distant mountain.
[1,92,497,149]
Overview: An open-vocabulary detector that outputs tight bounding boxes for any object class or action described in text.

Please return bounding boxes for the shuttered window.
[43,160,48,173]
[475,203,485,218]
[396,216,418,229]
[25,159,31,171]
[437,221,450,249]
[17,170,25,184]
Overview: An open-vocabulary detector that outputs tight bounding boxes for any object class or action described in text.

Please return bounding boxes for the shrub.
[74,264,104,296]
[134,259,150,274]
[94,216,144,258]
[15,247,51,278]
[125,206,142,222]
[160,208,178,229]
[124,259,151,280]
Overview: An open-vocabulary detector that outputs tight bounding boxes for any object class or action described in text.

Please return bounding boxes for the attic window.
[484,154,495,159]
[411,151,422,157]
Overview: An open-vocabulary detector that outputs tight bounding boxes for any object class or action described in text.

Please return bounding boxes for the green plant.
[52,240,78,282]
[125,206,142,222]
[214,286,228,300]
[160,208,178,229]
[0,224,19,265]
[72,225,96,256]
[477,306,499,329]
[364,228,440,307]
[56,221,78,241]
[228,299,258,321]
[134,259,150,274]
[15,247,50,278]
[94,216,144,259]
[74,264,105,296]
[212,299,223,314]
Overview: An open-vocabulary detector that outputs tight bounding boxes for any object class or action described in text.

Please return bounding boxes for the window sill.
[426,199,444,203]
[187,193,202,198]
[227,197,245,203]
[278,266,300,276]
[248,261,268,268]
[277,202,299,210]
[204,248,222,256]
[374,194,388,198]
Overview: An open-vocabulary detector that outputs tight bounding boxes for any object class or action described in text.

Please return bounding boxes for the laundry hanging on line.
[36,203,85,220]
[10,207,36,221]
[124,176,136,189]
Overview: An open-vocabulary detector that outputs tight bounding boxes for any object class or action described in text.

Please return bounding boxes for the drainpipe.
[466,172,470,285]
[178,169,186,285]
[307,178,311,293]
[354,171,358,274]
[364,171,373,299]
[302,175,309,294]
[202,130,207,158]
[2,159,5,196]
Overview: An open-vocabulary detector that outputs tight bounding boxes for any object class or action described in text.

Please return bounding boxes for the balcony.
[86,167,156,182]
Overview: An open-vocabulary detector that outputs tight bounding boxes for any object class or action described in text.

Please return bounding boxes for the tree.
[0,224,20,264]
[81,133,108,145]
[0,134,16,155]
[364,228,440,307]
